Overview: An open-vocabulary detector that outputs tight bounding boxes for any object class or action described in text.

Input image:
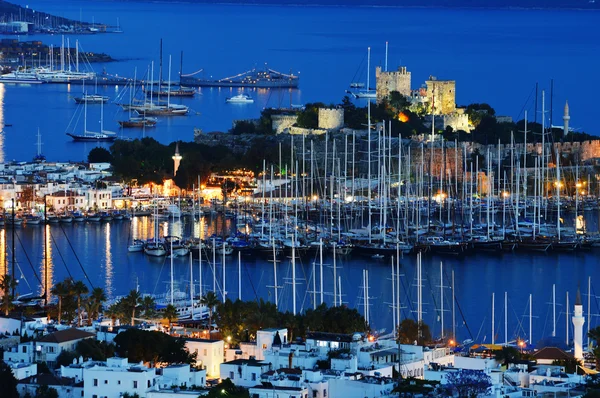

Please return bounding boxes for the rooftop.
[533,347,573,361]
[225,359,268,367]
[37,328,95,344]
[306,331,354,343]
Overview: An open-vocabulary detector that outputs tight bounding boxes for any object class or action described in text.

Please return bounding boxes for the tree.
[206,378,249,398]
[494,346,521,366]
[296,103,325,129]
[104,303,121,328]
[589,326,600,369]
[140,295,157,319]
[113,329,195,365]
[397,318,432,345]
[200,291,220,333]
[75,339,114,361]
[88,147,113,163]
[163,304,178,332]
[51,278,75,324]
[72,280,89,327]
[230,120,256,135]
[444,369,492,398]
[389,91,410,111]
[122,290,142,326]
[88,287,107,325]
[0,360,19,398]
[34,385,59,398]
[552,358,581,374]
[0,274,17,316]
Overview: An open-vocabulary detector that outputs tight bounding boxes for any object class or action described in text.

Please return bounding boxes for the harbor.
[0,1,599,397]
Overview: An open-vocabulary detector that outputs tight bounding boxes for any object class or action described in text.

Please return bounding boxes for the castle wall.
[318,108,344,130]
[375,66,411,103]
[425,77,456,115]
[272,114,298,134]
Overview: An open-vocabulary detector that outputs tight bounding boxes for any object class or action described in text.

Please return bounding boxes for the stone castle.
[375,66,411,102]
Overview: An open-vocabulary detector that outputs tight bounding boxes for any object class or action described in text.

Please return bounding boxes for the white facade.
[220,359,271,388]
[328,375,395,398]
[85,188,113,209]
[47,191,86,212]
[159,364,206,389]
[249,385,308,398]
[184,338,224,378]
[83,357,158,398]
[3,329,94,366]
[6,361,37,380]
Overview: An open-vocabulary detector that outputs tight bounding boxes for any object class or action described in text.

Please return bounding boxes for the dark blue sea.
[1,0,599,345]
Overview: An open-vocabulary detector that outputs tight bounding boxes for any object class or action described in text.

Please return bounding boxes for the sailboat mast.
[190,253,194,319]
[319,239,324,304]
[222,242,226,303]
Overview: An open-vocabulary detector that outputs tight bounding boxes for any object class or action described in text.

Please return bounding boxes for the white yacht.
[0,70,43,84]
[226,94,254,104]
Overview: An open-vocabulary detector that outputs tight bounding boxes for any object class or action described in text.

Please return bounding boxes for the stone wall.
[425,77,456,115]
[408,145,464,180]
[289,126,327,135]
[375,66,411,103]
[271,114,298,134]
[318,108,344,130]
[443,109,472,132]
[469,140,600,165]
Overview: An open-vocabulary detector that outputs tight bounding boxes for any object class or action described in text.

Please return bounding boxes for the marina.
[0,1,600,397]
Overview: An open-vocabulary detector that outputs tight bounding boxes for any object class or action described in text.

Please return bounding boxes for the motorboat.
[0,70,43,84]
[118,117,158,128]
[128,239,145,253]
[74,94,110,104]
[226,94,254,104]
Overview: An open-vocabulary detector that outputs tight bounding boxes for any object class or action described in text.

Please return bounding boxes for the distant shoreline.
[91,0,600,11]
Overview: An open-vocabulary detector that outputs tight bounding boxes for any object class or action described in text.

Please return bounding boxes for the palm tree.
[163,304,178,333]
[0,274,17,316]
[88,287,107,325]
[104,303,120,329]
[123,290,142,326]
[50,279,72,324]
[72,280,89,327]
[140,296,156,319]
[200,291,220,334]
[589,326,600,369]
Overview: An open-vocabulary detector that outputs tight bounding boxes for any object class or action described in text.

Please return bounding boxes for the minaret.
[572,286,585,360]
[563,100,570,138]
[172,143,182,176]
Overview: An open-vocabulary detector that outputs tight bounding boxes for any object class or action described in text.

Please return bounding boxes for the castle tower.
[572,286,585,360]
[172,143,182,176]
[563,100,570,137]
[375,66,411,103]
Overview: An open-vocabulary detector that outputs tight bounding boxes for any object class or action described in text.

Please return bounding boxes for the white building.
[158,364,206,389]
[249,384,309,398]
[83,357,158,398]
[18,374,84,398]
[47,190,86,212]
[327,374,396,398]
[184,338,224,378]
[5,360,37,380]
[220,359,271,387]
[3,328,95,366]
[85,188,113,209]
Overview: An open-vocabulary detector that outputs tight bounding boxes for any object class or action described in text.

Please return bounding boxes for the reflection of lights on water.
[0,83,5,163]
[576,215,586,233]
[0,229,5,276]
[131,217,138,240]
[41,225,54,300]
[105,223,113,298]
